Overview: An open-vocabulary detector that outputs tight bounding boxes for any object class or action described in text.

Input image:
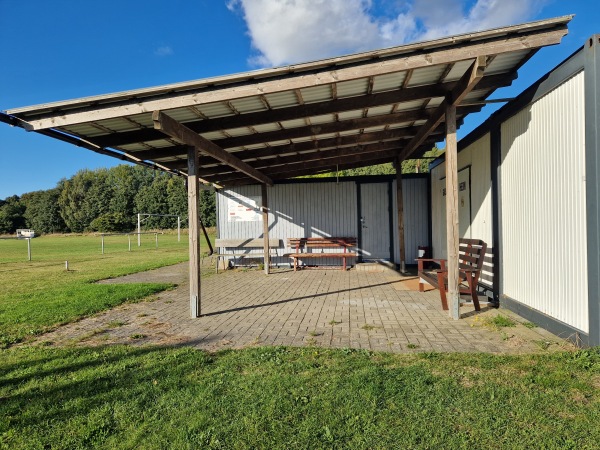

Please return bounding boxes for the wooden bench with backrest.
[287,237,357,271]
[214,238,281,273]
[417,238,488,311]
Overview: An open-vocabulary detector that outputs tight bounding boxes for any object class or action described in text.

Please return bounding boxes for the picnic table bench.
[214,238,280,273]
[417,238,488,311]
[287,237,357,271]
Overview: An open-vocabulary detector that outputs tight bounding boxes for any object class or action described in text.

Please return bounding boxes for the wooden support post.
[137,213,141,247]
[445,105,460,320]
[188,145,201,318]
[261,184,270,275]
[395,157,407,273]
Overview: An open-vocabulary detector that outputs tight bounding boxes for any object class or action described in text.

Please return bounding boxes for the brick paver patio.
[36,263,572,353]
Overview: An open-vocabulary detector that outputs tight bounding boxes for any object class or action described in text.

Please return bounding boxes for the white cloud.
[154,45,174,57]
[237,0,381,66]
[230,0,548,67]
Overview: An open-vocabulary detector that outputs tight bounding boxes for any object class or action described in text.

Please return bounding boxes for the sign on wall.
[227,195,262,222]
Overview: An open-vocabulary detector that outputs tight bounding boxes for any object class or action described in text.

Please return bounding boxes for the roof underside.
[2,16,572,187]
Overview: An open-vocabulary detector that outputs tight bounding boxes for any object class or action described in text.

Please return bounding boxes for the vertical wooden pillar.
[261,184,270,275]
[445,105,460,319]
[395,157,406,273]
[187,145,201,317]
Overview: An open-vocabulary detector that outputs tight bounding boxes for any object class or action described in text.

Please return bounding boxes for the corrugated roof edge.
[5,15,573,115]
[428,37,584,171]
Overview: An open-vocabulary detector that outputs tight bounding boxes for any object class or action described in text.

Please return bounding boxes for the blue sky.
[0,0,597,198]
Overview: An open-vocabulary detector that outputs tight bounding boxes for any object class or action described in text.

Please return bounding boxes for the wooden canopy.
[1,16,572,319]
[2,16,571,187]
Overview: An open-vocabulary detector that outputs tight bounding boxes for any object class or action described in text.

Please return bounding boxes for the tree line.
[0,150,440,235]
[0,165,216,235]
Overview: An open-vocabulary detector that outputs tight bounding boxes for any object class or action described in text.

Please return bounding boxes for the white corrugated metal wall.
[217,178,429,266]
[391,178,430,264]
[500,71,588,332]
[217,182,358,267]
[430,134,493,259]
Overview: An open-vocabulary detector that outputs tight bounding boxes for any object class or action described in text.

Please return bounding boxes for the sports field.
[0,232,212,347]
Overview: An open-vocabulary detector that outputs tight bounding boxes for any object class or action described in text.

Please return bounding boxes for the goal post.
[136,213,182,246]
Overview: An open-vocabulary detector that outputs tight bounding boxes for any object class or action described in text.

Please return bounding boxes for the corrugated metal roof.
[0,15,573,186]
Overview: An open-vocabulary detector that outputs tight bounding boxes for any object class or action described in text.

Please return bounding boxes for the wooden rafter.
[399,56,487,160]
[152,111,273,185]
[86,74,511,149]
[195,141,406,177]
[210,109,433,149]
[220,153,417,187]
[163,127,446,171]
[211,148,401,184]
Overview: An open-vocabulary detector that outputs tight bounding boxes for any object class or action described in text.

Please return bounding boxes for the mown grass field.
[1,232,599,449]
[0,345,599,449]
[0,232,213,347]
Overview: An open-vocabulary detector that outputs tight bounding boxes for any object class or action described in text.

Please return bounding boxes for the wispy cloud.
[154,45,174,57]
[230,0,549,67]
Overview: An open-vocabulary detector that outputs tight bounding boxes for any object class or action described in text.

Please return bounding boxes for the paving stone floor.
[35,263,573,353]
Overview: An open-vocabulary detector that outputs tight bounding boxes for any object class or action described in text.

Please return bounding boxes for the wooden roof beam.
[211,109,431,149]
[195,141,405,178]
[220,154,411,187]
[163,127,437,170]
[20,20,568,130]
[210,149,401,184]
[399,56,487,160]
[206,136,438,185]
[123,100,477,163]
[92,82,449,148]
[153,111,273,185]
[91,74,510,149]
[210,103,473,150]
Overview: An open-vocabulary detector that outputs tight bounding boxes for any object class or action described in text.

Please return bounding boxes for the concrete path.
[37,263,573,353]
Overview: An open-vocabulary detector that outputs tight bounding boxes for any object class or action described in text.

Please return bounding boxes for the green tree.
[88,212,132,232]
[199,190,216,227]
[0,196,26,234]
[166,176,187,219]
[58,169,111,232]
[301,147,444,178]
[107,165,155,227]
[22,188,67,234]
[134,174,174,229]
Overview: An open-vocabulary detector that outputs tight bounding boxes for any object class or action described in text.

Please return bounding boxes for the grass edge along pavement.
[0,345,599,449]
[0,232,214,348]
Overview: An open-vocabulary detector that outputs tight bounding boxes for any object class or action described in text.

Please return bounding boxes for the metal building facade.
[216,177,429,267]
[391,177,430,264]
[430,133,493,261]
[500,70,588,333]
[428,38,600,345]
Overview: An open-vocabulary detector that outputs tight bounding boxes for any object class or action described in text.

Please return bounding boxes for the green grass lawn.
[1,232,599,448]
[0,232,213,347]
[0,345,598,449]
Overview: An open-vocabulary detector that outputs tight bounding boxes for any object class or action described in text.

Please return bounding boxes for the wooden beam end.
[152,110,163,130]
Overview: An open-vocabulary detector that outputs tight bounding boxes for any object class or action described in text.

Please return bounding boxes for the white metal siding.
[392,178,430,264]
[430,134,493,259]
[500,71,588,332]
[217,178,429,266]
[360,183,391,259]
[217,182,359,267]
